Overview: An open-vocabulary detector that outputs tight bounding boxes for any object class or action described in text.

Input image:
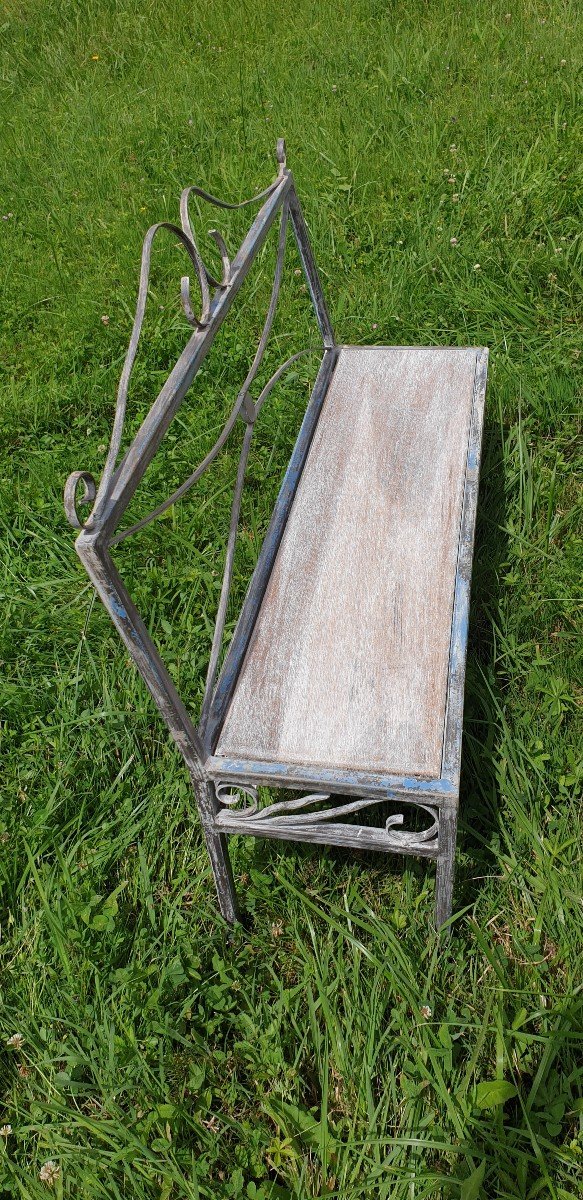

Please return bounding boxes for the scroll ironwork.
[64,140,326,720]
[214,784,440,851]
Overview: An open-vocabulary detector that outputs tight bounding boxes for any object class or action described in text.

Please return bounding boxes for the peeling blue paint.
[208,755,455,797]
[108,595,127,622]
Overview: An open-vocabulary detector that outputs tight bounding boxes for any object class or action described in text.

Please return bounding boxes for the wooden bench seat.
[214,345,479,781]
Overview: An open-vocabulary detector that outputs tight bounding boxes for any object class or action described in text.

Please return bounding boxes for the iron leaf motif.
[214,784,439,850]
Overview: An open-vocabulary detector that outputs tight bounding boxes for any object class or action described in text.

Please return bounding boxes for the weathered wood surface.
[202,347,339,751]
[217,346,479,777]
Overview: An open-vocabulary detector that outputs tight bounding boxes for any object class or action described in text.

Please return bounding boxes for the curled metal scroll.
[64,141,289,534]
[179,137,286,325]
[96,221,216,522]
[215,781,262,817]
[63,471,97,530]
[383,804,439,846]
[214,786,439,849]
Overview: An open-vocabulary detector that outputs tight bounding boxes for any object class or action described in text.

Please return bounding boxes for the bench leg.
[194,781,239,924]
[434,806,457,932]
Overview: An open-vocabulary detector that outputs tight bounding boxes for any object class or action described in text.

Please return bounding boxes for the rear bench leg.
[194,780,239,924]
[435,805,458,931]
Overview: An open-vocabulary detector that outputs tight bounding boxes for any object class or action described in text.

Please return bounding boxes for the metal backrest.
[64,141,334,784]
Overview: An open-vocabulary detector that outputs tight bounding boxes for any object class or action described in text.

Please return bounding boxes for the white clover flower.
[39,1161,60,1187]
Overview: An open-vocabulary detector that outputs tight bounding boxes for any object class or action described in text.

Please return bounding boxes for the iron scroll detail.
[63,140,331,720]
[63,470,97,530]
[64,144,289,539]
[214,784,439,851]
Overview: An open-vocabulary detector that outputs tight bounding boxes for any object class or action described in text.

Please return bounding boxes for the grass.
[0,0,582,1195]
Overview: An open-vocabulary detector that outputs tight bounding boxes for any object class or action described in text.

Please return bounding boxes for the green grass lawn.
[1,0,582,1196]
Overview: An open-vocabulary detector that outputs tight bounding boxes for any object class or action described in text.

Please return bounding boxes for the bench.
[65,141,488,930]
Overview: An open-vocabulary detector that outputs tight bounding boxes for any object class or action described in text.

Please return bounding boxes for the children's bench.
[65,142,488,929]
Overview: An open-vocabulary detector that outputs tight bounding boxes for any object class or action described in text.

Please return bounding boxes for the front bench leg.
[434,804,458,932]
[195,780,239,924]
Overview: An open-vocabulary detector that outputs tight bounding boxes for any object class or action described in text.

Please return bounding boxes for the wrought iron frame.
[65,141,487,930]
